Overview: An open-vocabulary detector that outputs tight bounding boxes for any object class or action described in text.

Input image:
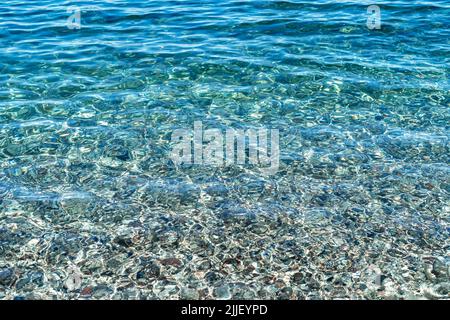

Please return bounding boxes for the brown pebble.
[292,272,303,283]
[274,279,285,288]
[198,288,209,299]
[262,275,275,284]
[223,258,241,266]
[245,265,255,273]
[160,258,182,267]
[424,183,434,190]
[80,286,93,296]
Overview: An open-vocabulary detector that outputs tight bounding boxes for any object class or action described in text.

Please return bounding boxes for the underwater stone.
[137,260,160,280]
[114,236,134,248]
[249,222,269,235]
[155,228,180,248]
[277,286,293,300]
[15,271,44,290]
[160,258,182,267]
[292,272,303,284]
[214,285,231,300]
[432,257,449,279]
[80,286,93,297]
[205,271,221,284]
[205,184,229,197]
[180,287,199,300]
[219,206,256,223]
[4,144,23,157]
[92,284,114,299]
[0,267,15,286]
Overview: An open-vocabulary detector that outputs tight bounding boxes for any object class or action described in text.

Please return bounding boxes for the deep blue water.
[0,1,449,299]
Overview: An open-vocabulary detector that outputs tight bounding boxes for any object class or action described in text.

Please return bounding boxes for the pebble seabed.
[0,159,449,300]
[0,1,449,300]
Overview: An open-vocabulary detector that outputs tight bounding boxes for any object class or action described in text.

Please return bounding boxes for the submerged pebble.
[0,0,448,301]
[0,268,15,287]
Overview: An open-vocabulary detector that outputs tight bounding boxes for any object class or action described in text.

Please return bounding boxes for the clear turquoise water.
[0,1,449,299]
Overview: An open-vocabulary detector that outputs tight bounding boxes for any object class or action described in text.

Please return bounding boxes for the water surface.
[0,0,449,299]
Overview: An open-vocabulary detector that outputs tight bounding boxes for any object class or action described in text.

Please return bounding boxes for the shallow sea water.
[0,0,449,299]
